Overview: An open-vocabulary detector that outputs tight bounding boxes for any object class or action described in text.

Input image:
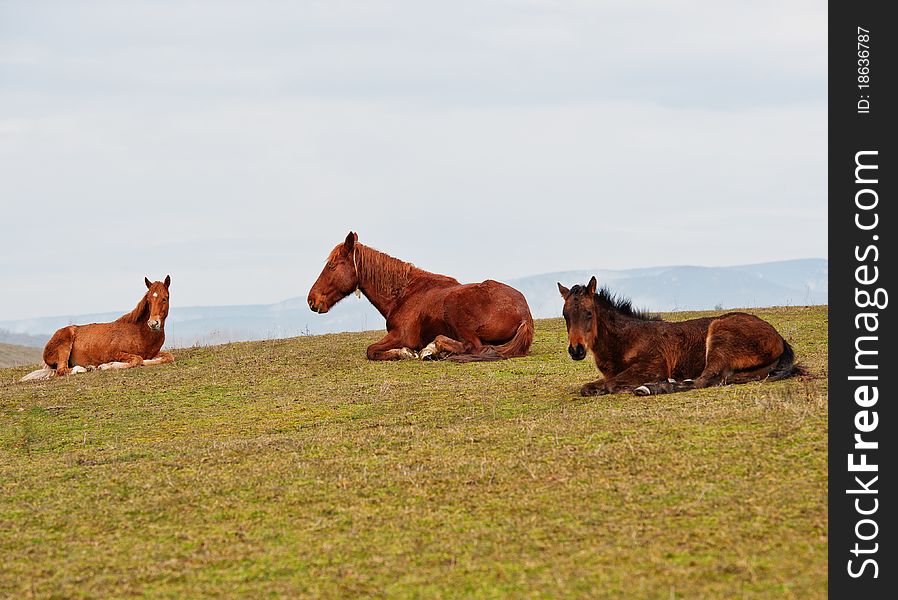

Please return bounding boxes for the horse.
[558,276,805,396]
[19,276,175,382]
[307,232,534,361]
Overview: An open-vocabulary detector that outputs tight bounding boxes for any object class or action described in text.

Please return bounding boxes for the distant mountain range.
[516,258,827,318]
[0,258,826,349]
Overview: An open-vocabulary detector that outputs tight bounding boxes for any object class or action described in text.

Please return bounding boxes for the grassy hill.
[0,306,827,598]
[0,342,42,368]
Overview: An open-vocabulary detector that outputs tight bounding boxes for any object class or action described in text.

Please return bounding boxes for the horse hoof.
[634,385,651,396]
[400,348,418,359]
[420,343,437,360]
[71,366,88,375]
[667,378,676,383]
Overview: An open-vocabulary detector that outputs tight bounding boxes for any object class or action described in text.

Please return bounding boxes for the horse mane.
[571,284,660,321]
[115,293,150,324]
[355,244,421,299]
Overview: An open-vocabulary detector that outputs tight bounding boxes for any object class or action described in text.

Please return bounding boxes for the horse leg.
[420,335,469,360]
[366,332,418,361]
[633,378,695,396]
[693,315,783,388]
[142,351,175,366]
[636,316,785,395]
[634,361,782,395]
[98,352,145,370]
[44,326,76,377]
[579,378,609,396]
[632,354,737,396]
[581,366,659,396]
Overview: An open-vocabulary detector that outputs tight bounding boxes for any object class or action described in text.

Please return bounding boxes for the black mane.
[570,285,660,321]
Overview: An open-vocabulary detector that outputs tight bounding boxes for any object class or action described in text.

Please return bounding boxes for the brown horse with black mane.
[20,276,175,382]
[559,276,805,396]
[308,232,533,361]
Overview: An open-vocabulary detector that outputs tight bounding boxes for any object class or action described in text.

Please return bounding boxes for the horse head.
[144,275,171,331]
[558,276,598,361]
[308,231,359,314]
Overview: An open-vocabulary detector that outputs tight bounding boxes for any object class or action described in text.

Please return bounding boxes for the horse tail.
[767,339,808,381]
[727,339,807,385]
[19,365,54,382]
[446,318,534,363]
[491,318,534,359]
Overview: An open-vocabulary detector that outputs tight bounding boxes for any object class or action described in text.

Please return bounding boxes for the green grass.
[0,306,827,598]
[0,342,42,369]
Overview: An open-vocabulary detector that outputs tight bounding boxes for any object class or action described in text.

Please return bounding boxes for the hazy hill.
[516,258,827,318]
[0,329,48,348]
[0,342,42,368]
[0,258,826,349]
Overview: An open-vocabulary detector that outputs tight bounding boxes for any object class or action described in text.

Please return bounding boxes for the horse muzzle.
[568,343,587,361]
[148,318,162,331]
[307,297,329,314]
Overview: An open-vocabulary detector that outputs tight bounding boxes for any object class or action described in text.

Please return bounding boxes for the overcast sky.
[0,0,826,320]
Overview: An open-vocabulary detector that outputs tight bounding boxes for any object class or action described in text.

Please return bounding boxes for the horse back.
[442,279,532,342]
[660,312,784,376]
[389,277,531,347]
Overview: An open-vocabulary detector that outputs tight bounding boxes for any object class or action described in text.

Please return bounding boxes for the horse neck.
[116,295,150,325]
[591,305,628,368]
[115,295,165,346]
[354,244,426,317]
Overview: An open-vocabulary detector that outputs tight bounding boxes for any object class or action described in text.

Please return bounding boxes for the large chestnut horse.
[559,276,805,396]
[20,276,174,381]
[308,232,533,361]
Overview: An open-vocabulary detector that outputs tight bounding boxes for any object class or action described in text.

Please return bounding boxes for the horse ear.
[145,277,152,289]
[344,231,356,252]
[587,276,597,295]
[557,282,570,299]
[164,275,171,289]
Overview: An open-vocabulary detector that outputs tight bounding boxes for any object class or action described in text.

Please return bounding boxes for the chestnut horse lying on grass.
[559,276,805,396]
[20,276,175,382]
[308,232,533,361]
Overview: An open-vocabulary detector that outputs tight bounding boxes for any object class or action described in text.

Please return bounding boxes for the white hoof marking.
[71,366,88,374]
[420,342,437,360]
[634,385,651,396]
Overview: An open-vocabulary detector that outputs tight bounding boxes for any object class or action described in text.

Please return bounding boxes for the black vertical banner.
[829,1,896,597]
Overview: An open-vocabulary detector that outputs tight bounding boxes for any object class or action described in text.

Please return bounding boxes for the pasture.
[0,306,827,598]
